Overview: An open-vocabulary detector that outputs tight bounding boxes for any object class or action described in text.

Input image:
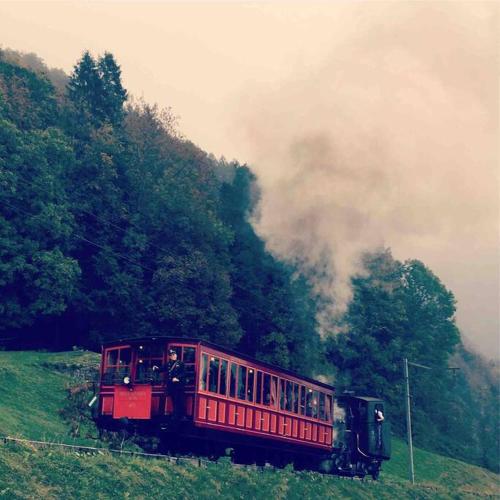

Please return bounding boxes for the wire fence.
[0,435,369,481]
[0,435,208,467]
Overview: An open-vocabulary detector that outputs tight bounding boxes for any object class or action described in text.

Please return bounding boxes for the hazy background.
[1,2,498,357]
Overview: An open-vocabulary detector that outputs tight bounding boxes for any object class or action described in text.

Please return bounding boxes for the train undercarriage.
[96,412,385,479]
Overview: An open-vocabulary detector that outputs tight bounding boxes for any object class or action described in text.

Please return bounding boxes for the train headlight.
[123,376,131,385]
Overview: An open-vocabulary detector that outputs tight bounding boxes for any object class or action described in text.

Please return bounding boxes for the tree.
[0,57,58,129]
[326,249,472,461]
[219,165,321,375]
[400,259,460,366]
[0,119,80,338]
[67,51,102,122]
[150,252,241,346]
[97,52,127,125]
[67,51,127,127]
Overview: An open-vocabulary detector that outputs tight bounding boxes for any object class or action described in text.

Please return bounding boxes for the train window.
[136,358,160,384]
[263,373,271,406]
[151,344,164,357]
[270,376,278,408]
[135,344,163,383]
[280,379,286,410]
[326,394,333,422]
[137,343,163,358]
[319,392,326,420]
[312,391,319,419]
[183,347,195,363]
[247,368,255,402]
[119,348,131,365]
[300,386,306,415]
[200,354,208,391]
[208,356,220,393]
[219,359,228,395]
[305,388,314,417]
[286,382,293,412]
[256,371,263,404]
[359,402,367,421]
[238,366,247,400]
[230,363,237,398]
[103,347,131,384]
[183,356,196,387]
[106,349,119,367]
[293,384,299,414]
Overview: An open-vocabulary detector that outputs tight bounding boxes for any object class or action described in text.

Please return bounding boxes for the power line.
[1,171,282,298]
[7,165,223,264]
[1,198,232,308]
[3,172,170,256]
[73,234,155,273]
[1,194,288,336]
[0,199,154,275]
[0,170,303,330]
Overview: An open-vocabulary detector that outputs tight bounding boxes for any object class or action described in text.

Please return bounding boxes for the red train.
[95,336,391,478]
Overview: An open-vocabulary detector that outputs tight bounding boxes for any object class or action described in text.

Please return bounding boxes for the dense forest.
[0,48,497,472]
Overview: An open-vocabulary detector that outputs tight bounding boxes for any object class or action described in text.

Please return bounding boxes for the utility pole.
[403,358,415,485]
[403,358,431,485]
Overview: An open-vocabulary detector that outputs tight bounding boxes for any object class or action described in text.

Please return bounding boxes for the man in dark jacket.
[153,349,185,418]
[374,405,385,449]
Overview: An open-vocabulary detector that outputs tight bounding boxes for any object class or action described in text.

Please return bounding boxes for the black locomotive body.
[325,394,391,479]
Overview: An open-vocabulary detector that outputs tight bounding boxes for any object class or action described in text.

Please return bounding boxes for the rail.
[0,435,372,481]
[0,435,208,467]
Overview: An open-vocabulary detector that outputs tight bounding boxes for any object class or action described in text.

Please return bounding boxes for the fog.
[230,3,499,342]
[0,2,498,357]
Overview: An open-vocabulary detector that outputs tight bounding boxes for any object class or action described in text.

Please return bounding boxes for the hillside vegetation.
[0,48,498,472]
[0,350,498,499]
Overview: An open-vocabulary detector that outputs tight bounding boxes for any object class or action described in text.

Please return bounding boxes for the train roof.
[338,394,384,403]
[102,336,335,392]
[355,396,384,403]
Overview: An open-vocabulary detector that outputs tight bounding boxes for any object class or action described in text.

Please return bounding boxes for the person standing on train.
[153,349,186,418]
[374,405,385,449]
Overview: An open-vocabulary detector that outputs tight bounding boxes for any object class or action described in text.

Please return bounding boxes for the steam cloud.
[233,3,498,337]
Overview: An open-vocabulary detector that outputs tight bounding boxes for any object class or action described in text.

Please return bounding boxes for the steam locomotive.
[94,337,391,479]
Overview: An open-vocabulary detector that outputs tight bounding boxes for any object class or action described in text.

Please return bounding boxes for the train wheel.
[318,458,334,474]
[367,461,381,480]
[356,461,367,478]
[233,445,256,465]
[254,453,267,467]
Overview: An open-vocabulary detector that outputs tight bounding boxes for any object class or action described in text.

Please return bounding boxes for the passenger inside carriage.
[135,344,163,383]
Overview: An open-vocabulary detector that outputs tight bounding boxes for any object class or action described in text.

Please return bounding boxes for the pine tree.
[67,51,102,120]
[67,51,127,126]
[98,52,127,125]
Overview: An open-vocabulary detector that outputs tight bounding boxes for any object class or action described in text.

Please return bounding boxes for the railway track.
[0,435,370,481]
[1,435,213,468]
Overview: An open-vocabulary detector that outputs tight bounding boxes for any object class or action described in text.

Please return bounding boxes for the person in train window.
[374,405,384,423]
[153,349,186,418]
[374,404,385,449]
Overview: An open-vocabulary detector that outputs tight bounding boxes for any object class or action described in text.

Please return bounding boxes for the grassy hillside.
[0,351,498,499]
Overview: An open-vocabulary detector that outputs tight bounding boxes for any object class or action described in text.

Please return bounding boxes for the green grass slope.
[0,351,498,499]
[0,350,99,442]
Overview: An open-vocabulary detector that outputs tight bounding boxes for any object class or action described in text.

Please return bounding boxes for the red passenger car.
[96,336,335,465]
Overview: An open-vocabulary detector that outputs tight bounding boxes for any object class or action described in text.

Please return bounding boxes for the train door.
[166,343,197,417]
[366,402,391,458]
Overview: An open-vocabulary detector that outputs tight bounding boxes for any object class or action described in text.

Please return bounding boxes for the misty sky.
[1,2,498,358]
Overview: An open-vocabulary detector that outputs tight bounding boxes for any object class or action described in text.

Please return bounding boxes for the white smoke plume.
[232,3,498,337]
